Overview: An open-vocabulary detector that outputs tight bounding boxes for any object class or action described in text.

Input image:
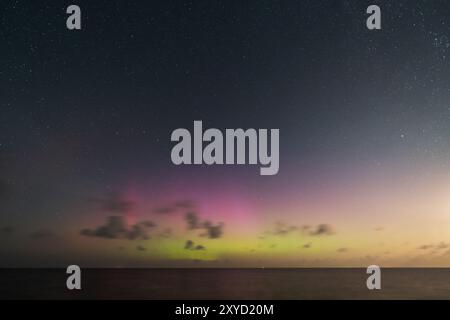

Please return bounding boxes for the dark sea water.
[1,268,450,299]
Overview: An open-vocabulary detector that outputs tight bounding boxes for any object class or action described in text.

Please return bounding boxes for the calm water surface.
[1,268,450,299]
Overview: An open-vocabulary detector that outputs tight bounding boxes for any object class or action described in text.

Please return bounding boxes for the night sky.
[2,0,450,267]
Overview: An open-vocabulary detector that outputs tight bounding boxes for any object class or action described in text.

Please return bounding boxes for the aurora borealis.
[2,0,450,267]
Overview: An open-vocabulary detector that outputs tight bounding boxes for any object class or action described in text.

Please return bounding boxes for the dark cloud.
[310,224,334,236]
[271,221,298,236]
[185,212,200,230]
[152,200,196,215]
[265,222,334,237]
[140,220,156,228]
[184,240,206,251]
[127,224,151,240]
[203,221,224,239]
[30,229,55,240]
[81,216,127,239]
[183,210,225,239]
[81,216,156,240]
[174,200,195,209]
[152,206,176,215]
[184,240,194,250]
[89,193,135,214]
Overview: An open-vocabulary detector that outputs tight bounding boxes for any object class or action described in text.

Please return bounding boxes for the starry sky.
[2,0,450,267]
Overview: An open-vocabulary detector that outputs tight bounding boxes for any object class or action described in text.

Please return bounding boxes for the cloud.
[152,200,196,215]
[152,206,176,215]
[81,216,156,240]
[309,224,334,236]
[265,223,334,237]
[81,216,127,238]
[89,193,135,214]
[140,220,156,228]
[261,221,298,239]
[30,229,55,240]
[185,240,194,250]
[203,221,224,239]
[184,240,206,251]
[183,210,225,239]
[271,221,297,236]
[127,223,152,240]
[418,242,448,251]
[174,200,195,209]
[185,212,200,230]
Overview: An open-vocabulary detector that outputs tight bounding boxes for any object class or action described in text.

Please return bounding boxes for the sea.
[1,268,450,299]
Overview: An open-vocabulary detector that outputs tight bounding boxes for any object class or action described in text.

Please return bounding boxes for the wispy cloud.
[89,192,135,214]
[81,216,156,240]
